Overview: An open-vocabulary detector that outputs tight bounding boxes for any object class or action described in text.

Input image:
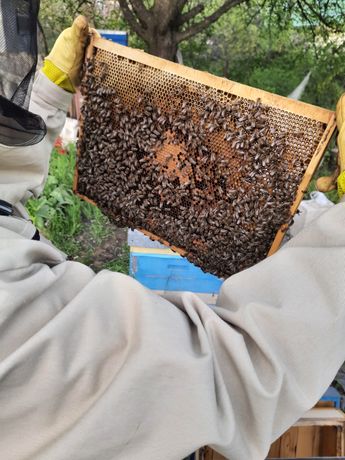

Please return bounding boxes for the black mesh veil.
[0,0,46,146]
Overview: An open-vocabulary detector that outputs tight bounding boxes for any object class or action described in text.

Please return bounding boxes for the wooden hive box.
[268,407,345,458]
[75,35,336,278]
[198,407,345,459]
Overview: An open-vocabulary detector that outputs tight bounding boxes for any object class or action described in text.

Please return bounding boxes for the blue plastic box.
[320,386,342,408]
[130,248,223,295]
[98,30,128,46]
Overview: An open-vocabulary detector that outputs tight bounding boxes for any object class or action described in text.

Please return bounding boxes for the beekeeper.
[1,5,345,460]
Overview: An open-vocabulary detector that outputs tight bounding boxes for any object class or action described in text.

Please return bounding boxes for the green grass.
[103,245,130,274]
[26,144,129,273]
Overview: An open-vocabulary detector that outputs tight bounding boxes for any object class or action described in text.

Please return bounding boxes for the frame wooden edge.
[268,113,337,256]
[92,37,333,124]
[86,31,97,59]
[138,229,187,256]
[74,190,98,207]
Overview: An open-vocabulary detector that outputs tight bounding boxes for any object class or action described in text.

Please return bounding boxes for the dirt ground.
[69,219,128,273]
[90,228,128,271]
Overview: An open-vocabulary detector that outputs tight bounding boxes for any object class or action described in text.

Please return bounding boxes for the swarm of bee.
[76,56,322,278]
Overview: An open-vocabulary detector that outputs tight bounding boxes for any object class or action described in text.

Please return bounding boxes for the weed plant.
[26,144,129,273]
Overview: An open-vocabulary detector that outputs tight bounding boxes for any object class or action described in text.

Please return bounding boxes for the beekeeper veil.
[0,0,46,146]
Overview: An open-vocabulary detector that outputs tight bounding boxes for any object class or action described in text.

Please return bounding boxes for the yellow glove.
[336,94,345,198]
[42,16,90,93]
[317,93,345,199]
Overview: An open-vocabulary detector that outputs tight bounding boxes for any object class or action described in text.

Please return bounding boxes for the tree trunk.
[148,32,178,61]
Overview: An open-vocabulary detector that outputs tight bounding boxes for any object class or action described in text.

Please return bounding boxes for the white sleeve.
[27,72,72,199]
[0,72,72,207]
[1,203,345,460]
[29,71,72,149]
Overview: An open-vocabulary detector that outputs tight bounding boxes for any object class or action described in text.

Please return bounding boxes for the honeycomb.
[76,39,335,278]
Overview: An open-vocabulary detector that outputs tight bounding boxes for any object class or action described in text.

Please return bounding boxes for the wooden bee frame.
[75,35,336,276]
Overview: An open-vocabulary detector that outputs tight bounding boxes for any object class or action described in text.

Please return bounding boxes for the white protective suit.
[1,71,345,460]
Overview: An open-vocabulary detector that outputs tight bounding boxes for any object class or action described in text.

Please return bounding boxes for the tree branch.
[74,0,92,15]
[296,0,317,42]
[176,0,246,43]
[177,4,205,27]
[118,0,149,40]
[302,0,340,30]
[245,0,267,27]
[177,0,190,9]
[129,0,151,26]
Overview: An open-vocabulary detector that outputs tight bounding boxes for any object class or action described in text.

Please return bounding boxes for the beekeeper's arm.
[0,16,87,215]
[3,199,345,460]
[2,18,345,460]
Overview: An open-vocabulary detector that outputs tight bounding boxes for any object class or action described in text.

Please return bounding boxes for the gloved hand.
[335,93,345,198]
[42,15,90,93]
[317,93,345,199]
